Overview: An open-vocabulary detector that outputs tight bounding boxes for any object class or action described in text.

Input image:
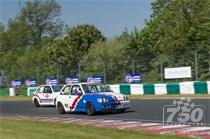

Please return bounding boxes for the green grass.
[0,96,31,101]
[18,86,27,96]
[0,118,191,139]
[0,87,27,96]
[0,88,9,96]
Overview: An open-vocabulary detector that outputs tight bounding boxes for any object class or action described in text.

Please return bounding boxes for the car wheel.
[120,109,125,113]
[34,98,40,107]
[86,102,95,116]
[54,98,57,106]
[57,102,65,114]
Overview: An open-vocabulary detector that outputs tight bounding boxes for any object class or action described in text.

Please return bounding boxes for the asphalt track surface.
[0,99,209,125]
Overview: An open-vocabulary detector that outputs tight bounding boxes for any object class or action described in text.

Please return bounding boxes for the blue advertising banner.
[65,77,80,84]
[25,79,37,87]
[11,80,22,87]
[125,73,142,83]
[45,77,58,85]
[87,76,102,83]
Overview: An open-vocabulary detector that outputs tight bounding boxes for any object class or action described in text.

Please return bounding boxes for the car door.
[69,85,83,111]
[59,85,73,111]
[59,84,83,112]
[35,86,45,103]
[42,86,54,104]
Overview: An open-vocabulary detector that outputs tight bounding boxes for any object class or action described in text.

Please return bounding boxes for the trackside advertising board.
[125,73,142,83]
[65,77,80,84]
[87,76,102,83]
[25,79,37,87]
[45,77,58,85]
[11,80,22,87]
[164,66,192,79]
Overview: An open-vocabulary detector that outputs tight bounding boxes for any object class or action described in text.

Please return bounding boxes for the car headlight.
[97,97,108,103]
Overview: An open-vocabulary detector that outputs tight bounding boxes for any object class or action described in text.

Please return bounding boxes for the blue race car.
[56,82,130,115]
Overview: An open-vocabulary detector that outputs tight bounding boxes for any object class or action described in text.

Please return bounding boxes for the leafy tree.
[80,39,128,83]
[16,39,52,82]
[127,0,210,82]
[1,0,210,84]
[47,38,70,80]
[0,0,64,82]
[47,24,105,78]
[119,25,159,82]
[19,0,64,45]
[157,0,210,80]
[0,22,5,55]
[65,24,105,58]
[151,0,172,18]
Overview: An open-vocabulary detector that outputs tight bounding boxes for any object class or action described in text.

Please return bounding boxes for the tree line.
[0,0,210,85]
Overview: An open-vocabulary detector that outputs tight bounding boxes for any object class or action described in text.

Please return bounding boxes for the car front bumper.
[116,100,130,109]
[99,100,130,111]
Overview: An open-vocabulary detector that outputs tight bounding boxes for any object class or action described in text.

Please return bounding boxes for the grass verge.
[0,96,31,101]
[0,118,190,139]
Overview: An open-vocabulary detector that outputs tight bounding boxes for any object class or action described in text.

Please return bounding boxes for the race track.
[0,99,210,125]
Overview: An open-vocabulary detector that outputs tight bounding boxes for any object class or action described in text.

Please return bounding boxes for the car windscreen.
[97,85,113,92]
[82,84,100,93]
[52,85,63,92]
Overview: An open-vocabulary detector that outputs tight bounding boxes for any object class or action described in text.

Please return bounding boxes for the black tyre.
[57,102,65,114]
[86,102,95,116]
[54,98,57,106]
[119,109,125,113]
[34,98,40,107]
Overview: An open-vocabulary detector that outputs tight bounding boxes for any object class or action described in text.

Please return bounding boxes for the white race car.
[56,82,130,115]
[32,84,63,107]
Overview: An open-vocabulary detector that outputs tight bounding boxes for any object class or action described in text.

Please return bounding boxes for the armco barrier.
[109,81,210,95]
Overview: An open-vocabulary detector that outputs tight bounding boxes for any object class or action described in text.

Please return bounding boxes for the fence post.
[56,64,60,79]
[132,58,135,74]
[36,67,40,85]
[78,61,81,79]
[160,62,163,82]
[194,52,198,80]
[103,59,107,84]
